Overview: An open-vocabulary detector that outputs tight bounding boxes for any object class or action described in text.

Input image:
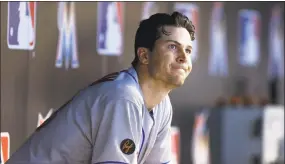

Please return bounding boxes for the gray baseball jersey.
[6,67,173,164]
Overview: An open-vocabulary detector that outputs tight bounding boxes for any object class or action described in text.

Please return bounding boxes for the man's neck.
[135,67,171,110]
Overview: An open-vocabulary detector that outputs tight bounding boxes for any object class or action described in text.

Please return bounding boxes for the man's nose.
[176,51,187,63]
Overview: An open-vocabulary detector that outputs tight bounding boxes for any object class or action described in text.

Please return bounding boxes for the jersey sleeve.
[91,98,142,164]
[6,89,95,164]
[144,106,173,164]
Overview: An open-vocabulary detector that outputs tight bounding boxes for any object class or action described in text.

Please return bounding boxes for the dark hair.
[132,11,196,67]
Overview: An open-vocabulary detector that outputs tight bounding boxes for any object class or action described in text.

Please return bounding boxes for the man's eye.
[168,44,177,50]
[186,49,192,54]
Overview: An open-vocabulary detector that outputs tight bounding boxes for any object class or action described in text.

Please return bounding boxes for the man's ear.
[137,47,149,65]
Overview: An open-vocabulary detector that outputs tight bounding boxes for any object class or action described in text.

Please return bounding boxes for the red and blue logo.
[7,2,36,50]
[97,2,124,56]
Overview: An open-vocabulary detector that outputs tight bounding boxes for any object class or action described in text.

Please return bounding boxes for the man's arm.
[6,89,95,164]
[144,107,173,164]
[91,98,142,164]
[6,88,143,164]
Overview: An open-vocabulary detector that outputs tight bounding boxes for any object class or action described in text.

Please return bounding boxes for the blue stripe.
[162,161,171,164]
[94,161,128,164]
[124,71,138,84]
[138,128,145,158]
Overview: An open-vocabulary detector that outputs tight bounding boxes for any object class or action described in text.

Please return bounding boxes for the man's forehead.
[159,26,193,46]
[160,34,193,47]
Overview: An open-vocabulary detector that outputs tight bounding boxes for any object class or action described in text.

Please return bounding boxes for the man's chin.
[169,80,185,89]
[175,81,185,87]
[165,74,187,89]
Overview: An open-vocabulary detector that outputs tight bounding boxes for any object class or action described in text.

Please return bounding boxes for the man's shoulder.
[84,70,144,106]
[101,82,143,105]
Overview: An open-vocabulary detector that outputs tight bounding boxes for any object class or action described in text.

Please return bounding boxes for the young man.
[6,11,195,164]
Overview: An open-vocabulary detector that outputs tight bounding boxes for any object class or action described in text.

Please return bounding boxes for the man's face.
[147,26,193,88]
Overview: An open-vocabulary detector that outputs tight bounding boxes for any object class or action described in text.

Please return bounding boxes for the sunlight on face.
[148,26,193,88]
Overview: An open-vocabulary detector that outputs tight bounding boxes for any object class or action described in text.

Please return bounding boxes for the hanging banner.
[55,2,79,70]
[7,2,36,50]
[37,108,54,128]
[209,2,228,77]
[141,2,159,20]
[1,132,10,164]
[262,105,284,164]
[238,9,261,67]
[191,110,210,164]
[97,2,124,56]
[268,5,284,79]
[171,126,180,164]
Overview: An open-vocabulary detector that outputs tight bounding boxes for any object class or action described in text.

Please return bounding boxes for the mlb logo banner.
[268,5,284,79]
[191,110,210,164]
[174,3,199,62]
[56,2,79,70]
[0,132,10,164]
[238,9,261,67]
[97,2,124,56]
[141,2,159,20]
[7,2,36,50]
[171,126,180,164]
[209,2,228,77]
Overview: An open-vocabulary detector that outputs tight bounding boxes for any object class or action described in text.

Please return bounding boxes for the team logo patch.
[120,139,135,155]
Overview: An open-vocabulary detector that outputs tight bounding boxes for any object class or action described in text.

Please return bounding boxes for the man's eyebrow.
[165,39,192,49]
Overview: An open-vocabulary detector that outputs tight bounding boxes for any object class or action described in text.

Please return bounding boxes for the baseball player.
[6,11,195,164]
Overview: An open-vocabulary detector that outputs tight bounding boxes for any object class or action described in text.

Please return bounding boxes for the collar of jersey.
[125,66,139,84]
[125,67,155,115]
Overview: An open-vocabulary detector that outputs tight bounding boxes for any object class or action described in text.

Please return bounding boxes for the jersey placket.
[138,107,156,163]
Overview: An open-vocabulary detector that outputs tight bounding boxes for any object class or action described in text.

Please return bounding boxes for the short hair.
[132,11,196,67]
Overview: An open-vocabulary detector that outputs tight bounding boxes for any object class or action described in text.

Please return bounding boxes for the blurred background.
[0,1,284,164]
